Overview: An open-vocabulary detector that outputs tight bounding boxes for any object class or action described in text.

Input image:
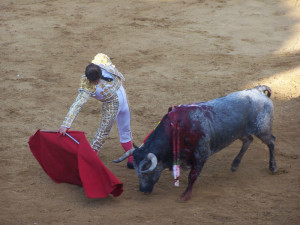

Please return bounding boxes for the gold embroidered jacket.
[61,53,124,128]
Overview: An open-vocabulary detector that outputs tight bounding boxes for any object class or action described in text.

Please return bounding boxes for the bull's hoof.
[180,192,191,201]
[269,166,278,174]
[269,161,277,174]
[231,165,238,172]
[231,159,240,172]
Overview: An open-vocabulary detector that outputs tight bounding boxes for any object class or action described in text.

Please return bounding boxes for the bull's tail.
[254,85,272,98]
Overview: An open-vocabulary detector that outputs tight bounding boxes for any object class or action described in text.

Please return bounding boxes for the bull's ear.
[133,143,139,148]
[133,142,144,148]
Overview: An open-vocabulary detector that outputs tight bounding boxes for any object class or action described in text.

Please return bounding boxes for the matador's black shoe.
[127,162,134,169]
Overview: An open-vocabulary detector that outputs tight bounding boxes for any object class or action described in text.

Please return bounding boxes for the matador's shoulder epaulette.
[91,53,125,81]
[79,76,96,93]
[91,53,112,65]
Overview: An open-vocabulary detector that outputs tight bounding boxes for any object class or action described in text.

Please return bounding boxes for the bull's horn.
[141,153,158,173]
[113,148,135,163]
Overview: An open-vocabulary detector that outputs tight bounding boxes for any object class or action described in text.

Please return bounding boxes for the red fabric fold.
[28,130,123,198]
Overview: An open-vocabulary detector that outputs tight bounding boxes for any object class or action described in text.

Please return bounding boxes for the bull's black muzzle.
[139,185,154,194]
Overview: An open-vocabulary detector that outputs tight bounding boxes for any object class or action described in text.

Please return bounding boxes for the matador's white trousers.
[91,85,132,151]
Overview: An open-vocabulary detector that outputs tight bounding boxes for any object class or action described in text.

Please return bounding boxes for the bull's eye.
[142,161,151,171]
[139,159,152,172]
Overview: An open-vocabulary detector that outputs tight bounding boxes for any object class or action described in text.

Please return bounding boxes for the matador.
[59,53,133,168]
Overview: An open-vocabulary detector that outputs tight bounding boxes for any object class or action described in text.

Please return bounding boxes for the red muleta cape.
[28,130,123,198]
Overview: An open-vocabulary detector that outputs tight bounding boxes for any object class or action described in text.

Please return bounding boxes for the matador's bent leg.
[91,97,119,152]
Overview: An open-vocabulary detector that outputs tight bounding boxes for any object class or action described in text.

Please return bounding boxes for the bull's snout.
[139,185,154,194]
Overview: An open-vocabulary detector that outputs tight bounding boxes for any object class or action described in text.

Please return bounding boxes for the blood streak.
[164,105,215,164]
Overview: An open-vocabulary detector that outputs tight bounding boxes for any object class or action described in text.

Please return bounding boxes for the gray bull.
[114,85,277,201]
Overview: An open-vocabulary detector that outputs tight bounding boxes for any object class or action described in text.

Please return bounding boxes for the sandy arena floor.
[1,0,299,224]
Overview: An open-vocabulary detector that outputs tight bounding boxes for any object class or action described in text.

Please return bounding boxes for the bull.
[114,85,277,201]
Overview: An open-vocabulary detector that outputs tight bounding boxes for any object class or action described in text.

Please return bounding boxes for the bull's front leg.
[181,158,206,201]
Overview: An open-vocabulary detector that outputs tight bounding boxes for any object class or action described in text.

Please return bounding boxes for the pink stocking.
[121,141,133,163]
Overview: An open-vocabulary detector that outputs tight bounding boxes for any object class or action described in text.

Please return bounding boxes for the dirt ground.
[1,0,300,224]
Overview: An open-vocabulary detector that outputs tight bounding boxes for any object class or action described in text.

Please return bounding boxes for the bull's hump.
[170,104,213,113]
[168,104,215,124]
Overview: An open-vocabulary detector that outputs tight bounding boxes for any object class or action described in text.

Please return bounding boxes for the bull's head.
[114,145,164,194]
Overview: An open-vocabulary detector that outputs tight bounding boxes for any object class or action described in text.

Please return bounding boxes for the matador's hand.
[58,126,68,135]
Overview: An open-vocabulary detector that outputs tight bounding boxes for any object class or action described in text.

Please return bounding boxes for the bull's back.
[193,89,273,151]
